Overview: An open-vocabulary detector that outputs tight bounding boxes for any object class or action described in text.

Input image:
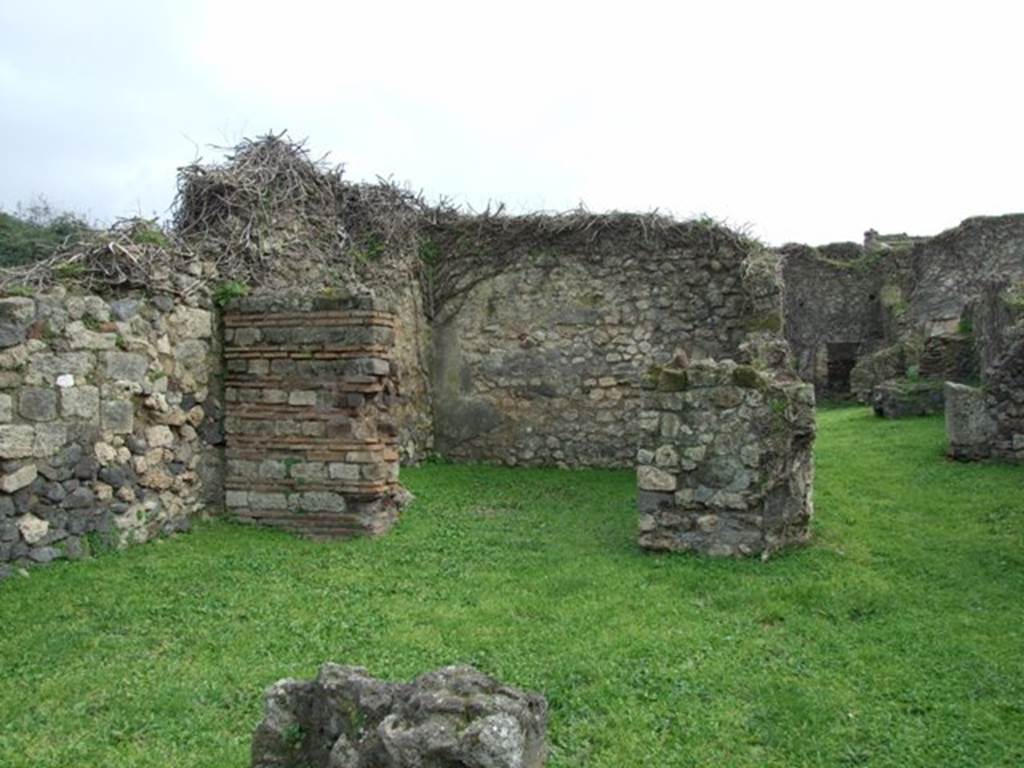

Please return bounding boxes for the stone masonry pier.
[223,292,407,537]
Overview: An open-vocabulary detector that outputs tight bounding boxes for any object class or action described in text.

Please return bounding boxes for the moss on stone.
[656,367,689,391]
[732,365,763,389]
[747,312,783,333]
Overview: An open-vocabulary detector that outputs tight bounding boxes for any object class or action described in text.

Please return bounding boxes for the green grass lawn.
[1,408,1022,767]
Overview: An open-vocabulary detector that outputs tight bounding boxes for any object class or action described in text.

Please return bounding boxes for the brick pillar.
[222,292,407,537]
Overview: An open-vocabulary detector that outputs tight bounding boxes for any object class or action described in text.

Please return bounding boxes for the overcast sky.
[1,1,1022,245]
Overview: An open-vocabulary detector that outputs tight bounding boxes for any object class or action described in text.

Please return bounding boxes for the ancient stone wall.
[779,243,893,396]
[946,285,1024,464]
[0,290,221,573]
[983,324,1024,461]
[383,281,434,464]
[637,358,815,558]
[967,280,1024,380]
[784,215,1024,398]
[907,215,1024,335]
[431,225,781,468]
[222,292,408,537]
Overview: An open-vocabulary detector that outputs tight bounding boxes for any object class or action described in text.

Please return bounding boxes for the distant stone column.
[637,359,816,558]
[945,382,996,461]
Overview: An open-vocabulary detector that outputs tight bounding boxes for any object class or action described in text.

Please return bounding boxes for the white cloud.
[1,0,1022,244]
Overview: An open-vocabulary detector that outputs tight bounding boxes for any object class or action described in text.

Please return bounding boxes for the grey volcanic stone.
[101,399,134,434]
[98,466,129,487]
[57,444,84,469]
[125,435,147,455]
[945,382,998,460]
[872,378,945,419]
[44,483,67,503]
[104,351,149,383]
[63,536,87,560]
[0,297,35,349]
[73,456,99,480]
[251,664,548,768]
[152,295,175,313]
[109,299,140,321]
[62,487,95,510]
[28,546,62,564]
[19,388,57,422]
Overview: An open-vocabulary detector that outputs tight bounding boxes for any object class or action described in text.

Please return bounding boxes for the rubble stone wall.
[222,293,407,537]
[983,326,1024,461]
[637,359,816,558]
[0,291,222,573]
[783,215,1024,397]
[432,233,781,468]
[385,281,434,464]
[780,243,887,393]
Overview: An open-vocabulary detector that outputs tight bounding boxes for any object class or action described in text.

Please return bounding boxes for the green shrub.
[213,280,249,307]
[0,201,90,267]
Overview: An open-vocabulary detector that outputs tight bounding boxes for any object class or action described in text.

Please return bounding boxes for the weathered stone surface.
[33,423,68,457]
[28,546,62,564]
[101,399,134,434]
[224,297,407,539]
[637,465,677,492]
[19,388,58,422]
[783,216,1024,398]
[145,425,175,449]
[1,464,37,494]
[871,378,945,419]
[63,487,96,510]
[104,351,149,383]
[109,298,140,321]
[16,513,49,544]
[0,297,35,348]
[60,385,100,421]
[66,321,117,350]
[26,352,95,385]
[0,425,36,458]
[945,384,997,460]
[0,288,220,572]
[251,664,548,768]
[169,306,213,339]
[431,229,782,468]
[638,358,815,558]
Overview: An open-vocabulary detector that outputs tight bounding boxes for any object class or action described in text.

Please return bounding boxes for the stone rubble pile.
[251,664,548,768]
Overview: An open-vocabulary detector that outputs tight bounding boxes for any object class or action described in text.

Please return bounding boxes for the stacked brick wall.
[222,293,407,537]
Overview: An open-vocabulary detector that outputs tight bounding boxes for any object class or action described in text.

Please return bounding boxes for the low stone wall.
[0,291,221,573]
[223,293,407,537]
[251,664,548,768]
[637,359,815,558]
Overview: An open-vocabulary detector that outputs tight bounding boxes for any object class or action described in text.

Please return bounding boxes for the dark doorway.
[826,342,859,395]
